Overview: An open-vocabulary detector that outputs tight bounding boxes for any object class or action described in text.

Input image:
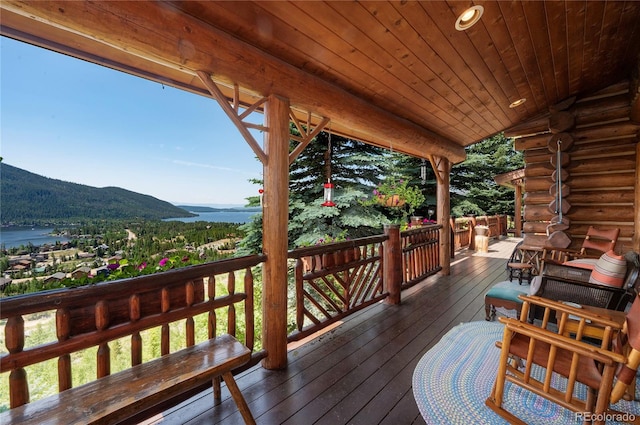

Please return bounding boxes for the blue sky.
[1,37,263,207]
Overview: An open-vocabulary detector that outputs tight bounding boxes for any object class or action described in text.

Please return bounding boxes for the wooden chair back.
[580,226,620,256]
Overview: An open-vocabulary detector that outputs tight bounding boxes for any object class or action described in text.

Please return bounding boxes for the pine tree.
[288,132,390,246]
[237,128,393,254]
[450,133,524,217]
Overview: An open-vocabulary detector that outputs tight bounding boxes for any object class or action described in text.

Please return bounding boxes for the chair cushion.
[562,258,597,271]
[486,281,530,302]
[588,251,627,288]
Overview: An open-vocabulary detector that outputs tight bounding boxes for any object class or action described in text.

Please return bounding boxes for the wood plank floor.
[142,237,522,425]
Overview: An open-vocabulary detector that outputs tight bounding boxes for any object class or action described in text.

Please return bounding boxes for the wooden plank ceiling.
[1,1,639,163]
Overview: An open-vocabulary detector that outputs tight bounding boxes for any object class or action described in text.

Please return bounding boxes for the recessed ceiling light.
[455,5,484,31]
[509,98,527,108]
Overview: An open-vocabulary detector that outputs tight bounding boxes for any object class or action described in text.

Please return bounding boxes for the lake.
[0,226,72,249]
[163,210,259,224]
[1,211,259,249]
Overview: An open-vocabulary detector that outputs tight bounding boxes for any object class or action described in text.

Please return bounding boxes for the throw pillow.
[588,251,627,288]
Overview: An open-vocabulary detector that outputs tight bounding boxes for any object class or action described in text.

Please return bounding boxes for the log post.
[383,224,402,305]
[514,183,522,237]
[635,142,640,251]
[261,94,290,370]
[433,156,452,275]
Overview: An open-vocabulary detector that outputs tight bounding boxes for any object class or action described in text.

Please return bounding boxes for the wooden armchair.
[486,295,640,425]
[540,226,620,268]
[531,251,640,316]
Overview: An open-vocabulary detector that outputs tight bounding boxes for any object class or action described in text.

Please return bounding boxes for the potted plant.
[364,176,425,224]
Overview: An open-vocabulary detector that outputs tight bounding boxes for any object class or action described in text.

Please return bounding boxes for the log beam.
[196,71,267,164]
[0,1,466,163]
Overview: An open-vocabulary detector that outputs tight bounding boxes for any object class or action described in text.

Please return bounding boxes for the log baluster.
[129,294,142,366]
[343,258,350,311]
[6,315,29,408]
[295,258,304,332]
[161,287,170,355]
[244,267,255,351]
[95,300,110,378]
[208,274,222,404]
[56,307,72,391]
[185,280,195,347]
[227,272,236,336]
[208,275,217,339]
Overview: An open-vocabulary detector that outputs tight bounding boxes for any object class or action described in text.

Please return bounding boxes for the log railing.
[451,215,509,250]
[287,235,388,342]
[475,214,508,239]
[451,217,473,250]
[0,255,265,410]
[1,226,446,412]
[400,224,441,288]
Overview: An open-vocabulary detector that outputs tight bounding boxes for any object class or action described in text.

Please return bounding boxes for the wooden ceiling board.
[544,0,570,100]
[348,1,490,141]
[293,0,488,144]
[363,2,492,136]
[455,7,526,125]
[384,1,499,140]
[192,1,360,89]
[499,1,548,112]
[565,1,587,95]
[481,2,538,118]
[200,1,413,118]
[581,1,607,91]
[522,1,559,106]
[421,2,513,129]
[289,2,446,125]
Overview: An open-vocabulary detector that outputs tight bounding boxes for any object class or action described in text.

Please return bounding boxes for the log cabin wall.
[507,80,639,254]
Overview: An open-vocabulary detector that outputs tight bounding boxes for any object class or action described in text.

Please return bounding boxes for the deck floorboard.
[141,238,521,425]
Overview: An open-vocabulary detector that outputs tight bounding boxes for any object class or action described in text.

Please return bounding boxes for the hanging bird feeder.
[321,126,336,207]
[322,181,336,207]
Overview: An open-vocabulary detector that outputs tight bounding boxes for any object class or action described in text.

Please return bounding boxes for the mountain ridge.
[0,163,196,224]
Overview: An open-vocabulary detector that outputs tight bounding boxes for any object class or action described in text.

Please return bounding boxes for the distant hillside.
[0,163,195,224]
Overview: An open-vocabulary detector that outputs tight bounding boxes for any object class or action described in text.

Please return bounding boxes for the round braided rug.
[412,321,640,424]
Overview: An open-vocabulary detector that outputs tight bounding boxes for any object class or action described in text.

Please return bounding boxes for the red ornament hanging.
[322,181,336,207]
[321,125,336,207]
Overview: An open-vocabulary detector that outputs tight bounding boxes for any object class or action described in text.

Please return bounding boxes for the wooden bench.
[0,334,256,425]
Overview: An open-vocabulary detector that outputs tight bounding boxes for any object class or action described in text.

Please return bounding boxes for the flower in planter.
[363,176,425,222]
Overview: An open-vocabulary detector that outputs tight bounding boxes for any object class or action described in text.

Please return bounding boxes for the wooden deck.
[142,238,521,425]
